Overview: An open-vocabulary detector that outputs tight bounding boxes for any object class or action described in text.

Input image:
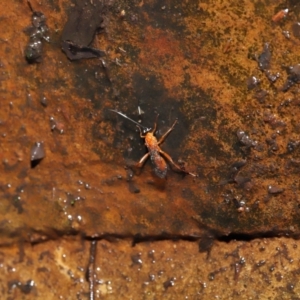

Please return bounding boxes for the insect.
[110,109,196,178]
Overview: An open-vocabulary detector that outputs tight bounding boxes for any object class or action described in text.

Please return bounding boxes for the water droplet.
[40,96,48,107]
[163,277,176,289]
[131,253,143,267]
[149,274,155,281]
[239,257,246,264]
[208,272,215,281]
[287,283,295,291]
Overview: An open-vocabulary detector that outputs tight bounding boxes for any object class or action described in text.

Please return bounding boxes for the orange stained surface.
[1,0,300,242]
[2,0,300,298]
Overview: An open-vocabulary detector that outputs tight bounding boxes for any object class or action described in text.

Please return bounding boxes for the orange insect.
[110,110,196,178]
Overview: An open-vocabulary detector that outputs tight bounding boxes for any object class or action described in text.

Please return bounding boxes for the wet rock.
[30,142,45,168]
[61,0,106,60]
[131,253,143,268]
[237,129,258,148]
[234,176,252,190]
[163,277,176,289]
[264,70,279,83]
[231,160,247,171]
[254,89,268,103]
[292,22,300,39]
[199,234,215,253]
[282,30,290,39]
[257,43,271,71]
[256,44,280,83]
[19,280,35,294]
[40,96,48,107]
[24,1,49,63]
[12,195,24,214]
[268,185,284,194]
[266,137,279,152]
[25,39,43,63]
[282,64,300,92]
[230,160,247,179]
[287,140,300,153]
[288,64,300,82]
[8,279,35,294]
[128,182,140,193]
[247,76,260,90]
[221,160,247,185]
[263,111,286,129]
[49,117,64,134]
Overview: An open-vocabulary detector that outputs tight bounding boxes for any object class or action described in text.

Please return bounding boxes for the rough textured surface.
[1,0,300,298]
[2,0,300,241]
[1,238,300,299]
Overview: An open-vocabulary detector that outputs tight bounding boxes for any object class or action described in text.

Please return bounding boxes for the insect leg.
[136,125,146,138]
[151,114,159,134]
[159,149,196,177]
[135,152,150,168]
[157,119,178,145]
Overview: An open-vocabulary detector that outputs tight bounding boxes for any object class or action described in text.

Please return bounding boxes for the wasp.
[110,110,196,178]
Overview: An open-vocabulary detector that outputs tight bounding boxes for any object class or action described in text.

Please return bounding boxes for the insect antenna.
[109,109,151,133]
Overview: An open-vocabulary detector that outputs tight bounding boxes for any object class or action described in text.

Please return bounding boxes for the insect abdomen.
[150,150,167,178]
